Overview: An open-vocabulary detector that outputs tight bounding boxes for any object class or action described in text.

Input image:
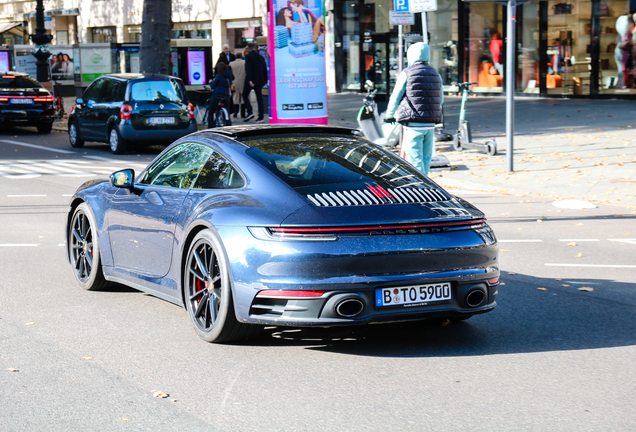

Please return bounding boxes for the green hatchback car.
[68,73,198,154]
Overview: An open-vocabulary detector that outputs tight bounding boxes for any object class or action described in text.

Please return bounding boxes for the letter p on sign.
[394,0,409,12]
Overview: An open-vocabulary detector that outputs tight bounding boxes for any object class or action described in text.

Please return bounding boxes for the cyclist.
[207,62,233,128]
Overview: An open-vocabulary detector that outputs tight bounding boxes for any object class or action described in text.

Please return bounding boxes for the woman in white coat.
[230,52,247,118]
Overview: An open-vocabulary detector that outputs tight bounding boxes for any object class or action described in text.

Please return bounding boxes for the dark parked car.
[66,125,499,343]
[0,71,55,133]
[68,73,198,154]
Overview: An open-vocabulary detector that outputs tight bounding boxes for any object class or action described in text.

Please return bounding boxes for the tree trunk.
[139,0,172,75]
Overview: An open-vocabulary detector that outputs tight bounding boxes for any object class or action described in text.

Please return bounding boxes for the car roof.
[104,73,181,81]
[203,125,364,146]
[0,71,31,77]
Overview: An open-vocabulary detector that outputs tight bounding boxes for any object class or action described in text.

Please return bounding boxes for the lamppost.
[29,0,53,83]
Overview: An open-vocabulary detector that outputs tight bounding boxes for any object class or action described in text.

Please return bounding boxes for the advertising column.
[187,50,206,85]
[268,0,328,124]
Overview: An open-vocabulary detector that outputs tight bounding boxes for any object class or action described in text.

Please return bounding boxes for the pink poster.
[187,51,206,85]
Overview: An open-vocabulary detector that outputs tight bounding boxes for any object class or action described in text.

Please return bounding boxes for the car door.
[106,142,213,278]
[94,78,124,141]
[76,78,106,139]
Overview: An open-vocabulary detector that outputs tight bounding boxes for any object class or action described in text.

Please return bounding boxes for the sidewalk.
[327,93,636,210]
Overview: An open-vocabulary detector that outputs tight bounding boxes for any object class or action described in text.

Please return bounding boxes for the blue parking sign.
[394,0,409,12]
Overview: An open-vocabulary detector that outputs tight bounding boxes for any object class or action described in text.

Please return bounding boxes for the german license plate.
[375,283,452,307]
[11,99,33,104]
[149,117,175,125]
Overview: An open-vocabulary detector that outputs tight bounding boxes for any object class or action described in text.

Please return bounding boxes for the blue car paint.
[68,127,499,327]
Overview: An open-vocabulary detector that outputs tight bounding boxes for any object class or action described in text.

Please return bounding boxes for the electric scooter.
[357,81,451,169]
[453,82,497,156]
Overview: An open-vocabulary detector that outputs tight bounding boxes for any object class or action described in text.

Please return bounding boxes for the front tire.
[452,133,463,151]
[37,123,53,134]
[69,203,110,291]
[68,122,85,148]
[109,127,127,154]
[486,140,497,156]
[184,230,257,343]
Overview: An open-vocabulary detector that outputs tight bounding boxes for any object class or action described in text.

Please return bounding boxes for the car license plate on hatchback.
[11,99,33,104]
[149,117,175,125]
[375,283,452,307]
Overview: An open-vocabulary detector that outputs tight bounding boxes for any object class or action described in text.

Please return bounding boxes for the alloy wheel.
[70,210,94,283]
[186,239,222,332]
[69,124,78,144]
[109,129,119,152]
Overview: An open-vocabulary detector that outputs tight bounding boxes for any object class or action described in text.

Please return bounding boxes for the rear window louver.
[306,187,448,207]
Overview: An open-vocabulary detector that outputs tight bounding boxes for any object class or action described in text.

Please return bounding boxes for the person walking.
[230,51,246,118]
[384,42,443,175]
[243,42,268,123]
[215,44,236,72]
[207,63,233,128]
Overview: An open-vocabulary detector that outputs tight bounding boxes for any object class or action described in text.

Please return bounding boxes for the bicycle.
[52,81,65,120]
[211,98,231,127]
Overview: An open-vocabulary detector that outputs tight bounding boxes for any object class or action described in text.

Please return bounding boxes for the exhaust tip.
[335,298,365,318]
[465,289,486,308]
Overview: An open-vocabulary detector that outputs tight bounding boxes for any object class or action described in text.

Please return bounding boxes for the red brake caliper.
[195,278,205,306]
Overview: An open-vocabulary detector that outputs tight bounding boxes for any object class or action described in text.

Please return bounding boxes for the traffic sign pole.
[506,0,516,172]
[398,25,404,71]
[422,12,428,43]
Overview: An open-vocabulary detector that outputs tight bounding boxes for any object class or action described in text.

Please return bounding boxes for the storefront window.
[519,2,540,93]
[342,1,361,90]
[468,2,504,93]
[547,0,593,95]
[428,0,459,89]
[599,1,634,94]
[91,26,117,43]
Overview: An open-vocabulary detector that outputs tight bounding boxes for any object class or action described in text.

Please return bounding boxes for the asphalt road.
[1,128,635,431]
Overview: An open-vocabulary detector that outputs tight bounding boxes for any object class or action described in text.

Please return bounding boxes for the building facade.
[1,0,635,98]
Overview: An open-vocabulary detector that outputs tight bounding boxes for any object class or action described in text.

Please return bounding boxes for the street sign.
[390,11,415,25]
[410,0,438,12]
[394,0,410,12]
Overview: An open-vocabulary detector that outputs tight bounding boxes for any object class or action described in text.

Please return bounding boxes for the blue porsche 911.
[66,125,499,343]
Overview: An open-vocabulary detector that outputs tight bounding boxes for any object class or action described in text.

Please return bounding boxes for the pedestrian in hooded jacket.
[207,62,234,128]
[384,43,444,175]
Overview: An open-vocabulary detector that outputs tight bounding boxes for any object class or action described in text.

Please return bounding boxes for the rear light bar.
[187,103,195,119]
[120,103,133,120]
[34,95,54,102]
[270,219,487,235]
[256,290,325,298]
[0,95,53,102]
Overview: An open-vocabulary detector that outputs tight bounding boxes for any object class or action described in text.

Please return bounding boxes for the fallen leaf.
[575,253,583,258]
[567,242,576,246]
[153,391,169,398]
[508,272,516,275]
[561,284,570,287]
[25,322,35,325]
[536,219,543,223]
[555,278,561,281]
[81,357,93,360]
[578,287,594,292]
[119,419,129,422]
[537,287,547,291]
[6,368,18,372]
[501,249,508,252]
[577,223,584,226]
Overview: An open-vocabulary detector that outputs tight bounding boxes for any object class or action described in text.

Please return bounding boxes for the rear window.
[131,79,184,103]
[243,134,438,189]
[0,75,42,89]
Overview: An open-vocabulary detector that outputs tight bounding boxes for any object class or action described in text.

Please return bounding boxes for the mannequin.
[615,14,633,88]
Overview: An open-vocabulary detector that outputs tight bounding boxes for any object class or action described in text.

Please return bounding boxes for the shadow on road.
[246,273,636,357]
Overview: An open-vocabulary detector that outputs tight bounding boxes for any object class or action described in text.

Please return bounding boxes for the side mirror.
[75,97,84,105]
[110,169,135,189]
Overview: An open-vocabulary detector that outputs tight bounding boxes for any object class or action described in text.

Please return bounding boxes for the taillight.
[187,103,195,119]
[120,103,133,120]
[34,95,54,102]
[70,105,75,115]
[488,277,499,284]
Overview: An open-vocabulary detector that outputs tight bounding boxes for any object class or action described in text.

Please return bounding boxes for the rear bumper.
[0,108,55,125]
[117,121,198,143]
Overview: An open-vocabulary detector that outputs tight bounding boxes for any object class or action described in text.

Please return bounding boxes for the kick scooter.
[453,82,497,156]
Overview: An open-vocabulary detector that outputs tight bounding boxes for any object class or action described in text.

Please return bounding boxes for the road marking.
[608,239,636,245]
[62,194,73,197]
[545,263,636,268]
[7,194,47,197]
[558,239,600,242]
[58,243,65,247]
[0,244,38,247]
[0,159,140,178]
[0,139,74,154]
[0,174,40,179]
[83,155,148,167]
[498,240,543,243]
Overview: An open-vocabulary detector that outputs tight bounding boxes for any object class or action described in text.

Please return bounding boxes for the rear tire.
[214,108,229,127]
[37,123,53,134]
[184,229,259,343]
[109,127,127,154]
[69,203,110,291]
[486,140,497,156]
[68,122,85,148]
[453,133,463,151]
